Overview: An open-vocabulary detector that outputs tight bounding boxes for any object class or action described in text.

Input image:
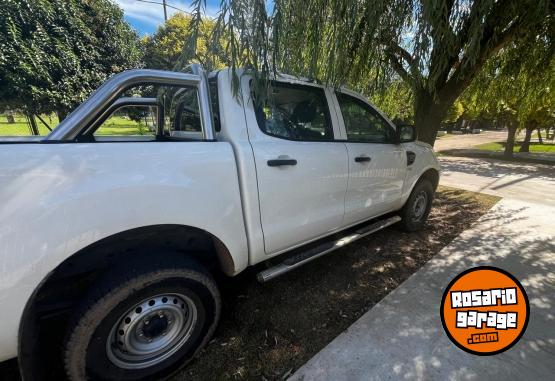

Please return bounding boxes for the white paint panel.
[251,138,349,254]
[400,141,441,201]
[343,143,407,225]
[0,141,246,360]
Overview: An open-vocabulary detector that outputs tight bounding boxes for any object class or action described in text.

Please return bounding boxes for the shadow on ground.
[291,200,554,381]
[440,156,555,179]
[173,188,498,380]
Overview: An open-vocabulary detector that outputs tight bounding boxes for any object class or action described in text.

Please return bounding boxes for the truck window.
[163,86,203,139]
[94,105,158,138]
[336,93,395,143]
[83,84,208,141]
[254,82,333,141]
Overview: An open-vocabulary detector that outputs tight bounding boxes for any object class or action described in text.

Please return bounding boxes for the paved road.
[439,156,555,205]
[434,131,506,151]
[292,157,555,381]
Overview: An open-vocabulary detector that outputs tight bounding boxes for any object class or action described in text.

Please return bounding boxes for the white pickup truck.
[0,65,439,380]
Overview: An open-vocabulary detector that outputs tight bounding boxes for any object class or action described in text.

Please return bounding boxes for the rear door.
[334,91,407,226]
[247,81,348,254]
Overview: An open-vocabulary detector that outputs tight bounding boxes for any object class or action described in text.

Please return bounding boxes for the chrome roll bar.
[190,64,215,140]
[47,68,215,141]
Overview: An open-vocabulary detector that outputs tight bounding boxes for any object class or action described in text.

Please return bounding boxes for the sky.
[114,0,222,35]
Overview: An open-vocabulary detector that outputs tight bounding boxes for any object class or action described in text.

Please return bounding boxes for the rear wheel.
[399,179,434,232]
[63,257,220,381]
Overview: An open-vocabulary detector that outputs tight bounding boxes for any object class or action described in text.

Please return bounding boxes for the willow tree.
[461,31,554,157]
[185,0,552,145]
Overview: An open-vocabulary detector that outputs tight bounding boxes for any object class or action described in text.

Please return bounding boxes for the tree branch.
[424,0,457,41]
[348,15,367,59]
[441,16,523,102]
[385,50,413,84]
[454,0,490,50]
[382,40,419,86]
[387,41,415,68]
[432,0,506,90]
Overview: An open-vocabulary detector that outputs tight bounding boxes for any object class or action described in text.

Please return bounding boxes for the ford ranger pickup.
[0,65,439,380]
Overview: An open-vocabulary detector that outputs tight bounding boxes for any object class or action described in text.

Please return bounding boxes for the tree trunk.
[519,122,536,152]
[413,91,449,146]
[6,110,15,124]
[519,125,534,153]
[455,117,464,131]
[537,128,543,144]
[504,123,517,158]
[26,114,40,135]
[57,109,68,123]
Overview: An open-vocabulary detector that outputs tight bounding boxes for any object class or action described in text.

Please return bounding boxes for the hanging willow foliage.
[182,0,553,144]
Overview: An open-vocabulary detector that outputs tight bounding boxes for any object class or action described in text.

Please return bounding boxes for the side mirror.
[397,125,416,143]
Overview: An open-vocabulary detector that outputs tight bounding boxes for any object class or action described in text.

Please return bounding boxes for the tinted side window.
[337,93,395,143]
[254,82,333,141]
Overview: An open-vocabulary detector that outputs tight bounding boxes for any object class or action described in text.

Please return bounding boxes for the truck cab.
[0,66,439,380]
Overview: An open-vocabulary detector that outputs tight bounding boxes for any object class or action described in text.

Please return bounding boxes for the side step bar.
[257,215,401,282]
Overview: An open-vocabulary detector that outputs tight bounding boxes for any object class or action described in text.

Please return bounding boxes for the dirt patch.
[174,186,500,381]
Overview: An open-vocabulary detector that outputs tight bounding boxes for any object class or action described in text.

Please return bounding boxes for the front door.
[248,81,348,254]
[335,92,407,226]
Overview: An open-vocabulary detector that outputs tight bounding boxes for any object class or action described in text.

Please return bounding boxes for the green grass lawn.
[0,114,150,136]
[0,114,57,136]
[95,117,149,136]
[475,141,555,153]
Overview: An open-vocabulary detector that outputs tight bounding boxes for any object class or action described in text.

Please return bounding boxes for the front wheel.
[63,258,220,381]
[399,179,435,232]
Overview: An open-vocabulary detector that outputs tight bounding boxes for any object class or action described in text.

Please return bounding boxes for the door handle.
[354,156,371,163]
[267,158,298,167]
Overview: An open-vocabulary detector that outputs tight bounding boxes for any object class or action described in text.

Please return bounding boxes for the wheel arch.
[401,166,440,208]
[17,224,234,380]
[418,167,440,191]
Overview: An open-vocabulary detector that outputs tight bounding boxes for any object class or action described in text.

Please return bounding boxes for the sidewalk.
[440,149,555,165]
[291,158,555,381]
[439,156,555,205]
[433,131,507,152]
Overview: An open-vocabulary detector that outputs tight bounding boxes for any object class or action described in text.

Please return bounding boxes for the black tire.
[399,179,435,232]
[63,256,220,381]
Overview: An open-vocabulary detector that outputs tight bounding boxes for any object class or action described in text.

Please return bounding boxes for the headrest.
[292,100,316,123]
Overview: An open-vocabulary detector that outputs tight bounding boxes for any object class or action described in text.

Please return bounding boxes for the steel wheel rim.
[106,293,197,369]
[412,191,428,222]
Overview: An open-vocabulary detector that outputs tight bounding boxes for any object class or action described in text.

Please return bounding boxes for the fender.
[0,141,248,361]
[401,141,441,204]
